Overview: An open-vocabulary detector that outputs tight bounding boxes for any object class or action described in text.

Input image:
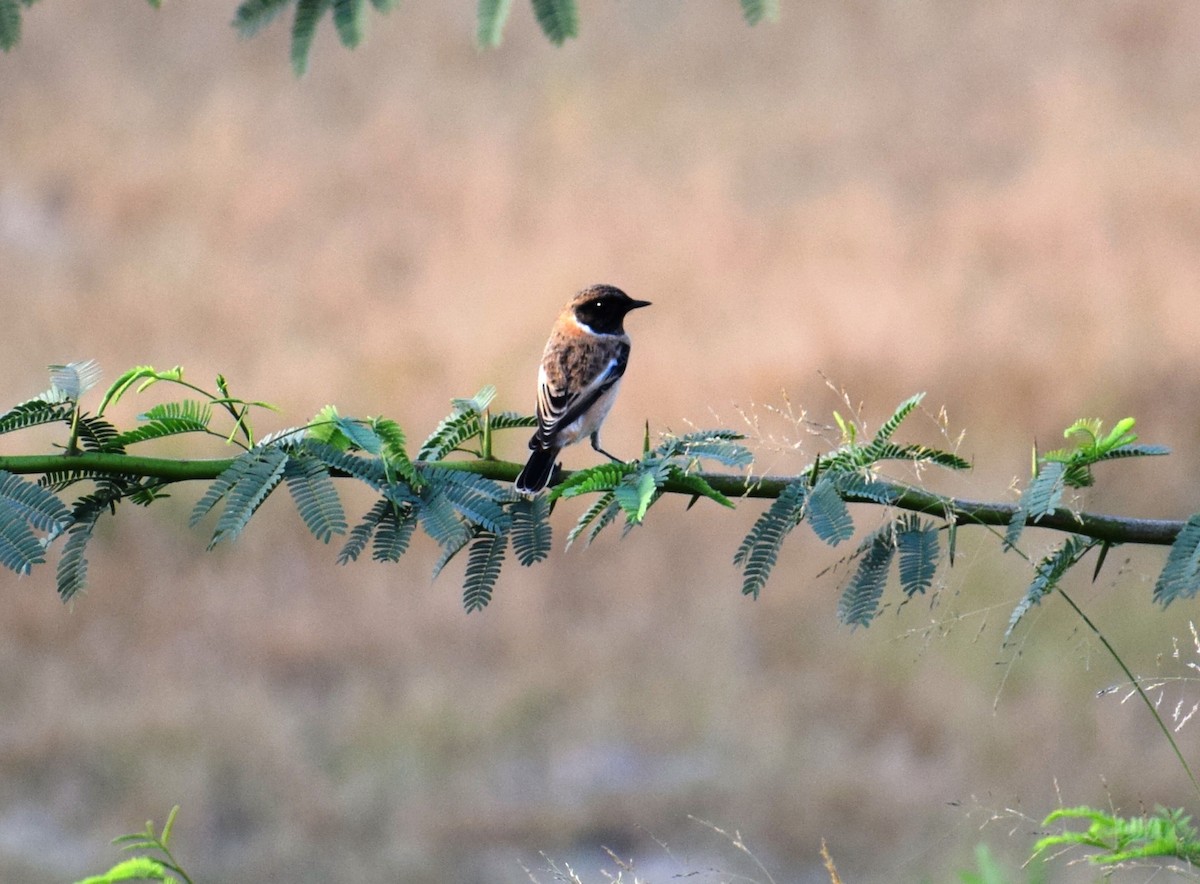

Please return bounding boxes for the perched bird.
[514,284,652,494]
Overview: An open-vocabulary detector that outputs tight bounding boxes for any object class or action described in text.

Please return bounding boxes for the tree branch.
[0,452,1184,547]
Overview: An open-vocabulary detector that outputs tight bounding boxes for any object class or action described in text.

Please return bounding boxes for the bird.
[514,284,652,494]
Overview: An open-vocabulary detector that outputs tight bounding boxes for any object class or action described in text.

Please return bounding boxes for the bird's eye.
[593,300,603,310]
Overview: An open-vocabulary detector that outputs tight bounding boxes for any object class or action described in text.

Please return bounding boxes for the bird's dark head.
[569,285,652,335]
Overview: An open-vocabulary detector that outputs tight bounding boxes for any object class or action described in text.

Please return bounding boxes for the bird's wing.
[534,345,629,444]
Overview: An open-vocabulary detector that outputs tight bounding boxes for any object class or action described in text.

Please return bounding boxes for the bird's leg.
[591,432,625,464]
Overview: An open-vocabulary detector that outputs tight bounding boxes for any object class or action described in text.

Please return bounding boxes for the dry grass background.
[3,2,1200,881]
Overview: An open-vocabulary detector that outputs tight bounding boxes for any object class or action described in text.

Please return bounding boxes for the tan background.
[3,2,1200,881]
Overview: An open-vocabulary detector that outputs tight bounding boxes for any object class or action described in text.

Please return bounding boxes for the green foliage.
[1155,513,1200,607]
[0,361,1195,622]
[510,494,552,566]
[74,805,194,884]
[463,529,507,612]
[739,0,780,26]
[1032,805,1200,866]
[837,525,896,628]
[733,394,963,605]
[896,513,939,597]
[1005,536,1096,640]
[1008,417,1169,549]
[477,0,514,48]
[4,2,780,66]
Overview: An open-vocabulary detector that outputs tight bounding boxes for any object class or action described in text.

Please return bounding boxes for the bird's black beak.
[627,299,652,311]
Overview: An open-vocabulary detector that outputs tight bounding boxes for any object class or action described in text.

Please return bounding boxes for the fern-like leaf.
[735,480,806,598]
[477,0,513,47]
[373,502,417,563]
[0,505,45,576]
[550,462,635,500]
[1021,460,1066,521]
[416,484,473,553]
[613,470,658,525]
[896,514,939,597]
[565,491,616,549]
[871,393,924,445]
[372,417,420,487]
[0,399,75,435]
[1095,443,1171,462]
[664,466,734,509]
[418,411,482,462]
[837,527,896,628]
[73,414,123,454]
[804,475,854,546]
[209,446,290,548]
[284,455,346,543]
[338,498,388,564]
[531,0,577,45]
[463,530,507,612]
[331,0,366,47]
[831,471,899,505]
[0,470,71,535]
[232,0,293,37]
[56,512,100,602]
[429,525,473,581]
[1154,513,1200,607]
[420,467,511,534]
[510,495,552,565]
[739,0,780,26]
[291,0,330,75]
[104,401,212,449]
[1006,535,1093,639]
[300,440,388,488]
[652,429,754,469]
[0,0,21,52]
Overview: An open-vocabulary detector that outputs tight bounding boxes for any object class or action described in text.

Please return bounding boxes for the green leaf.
[421,467,511,535]
[613,469,658,525]
[338,498,388,564]
[56,512,100,602]
[510,494,552,565]
[0,399,75,435]
[871,393,924,446]
[652,429,754,469]
[0,470,71,534]
[896,514,939,597]
[208,446,290,547]
[664,466,734,509]
[105,401,213,449]
[550,462,635,500]
[96,365,183,417]
[463,530,507,612]
[418,411,482,462]
[477,0,512,47]
[530,0,577,45]
[284,455,346,543]
[1006,535,1093,639]
[0,503,45,576]
[831,471,899,505]
[837,527,895,628]
[1155,513,1200,607]
[804,475,854,546]
[72,855,169,884]
[300,440,389,489]
[0,0,21,52]
[734,480,806,598]
[739,0,779,26]
[372,417,420,487]
[416,484,472,552]
[372,501,416,562]
[565,490,617,549]
[291,0,330,75]
[331,0,366,47]
[1021,460,1066,520]
[335,416,383,454]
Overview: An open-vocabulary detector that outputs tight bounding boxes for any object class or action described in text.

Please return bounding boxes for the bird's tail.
[514,445,560,494]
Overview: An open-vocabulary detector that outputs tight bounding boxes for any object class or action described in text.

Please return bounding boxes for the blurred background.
[3,2,1200,881]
